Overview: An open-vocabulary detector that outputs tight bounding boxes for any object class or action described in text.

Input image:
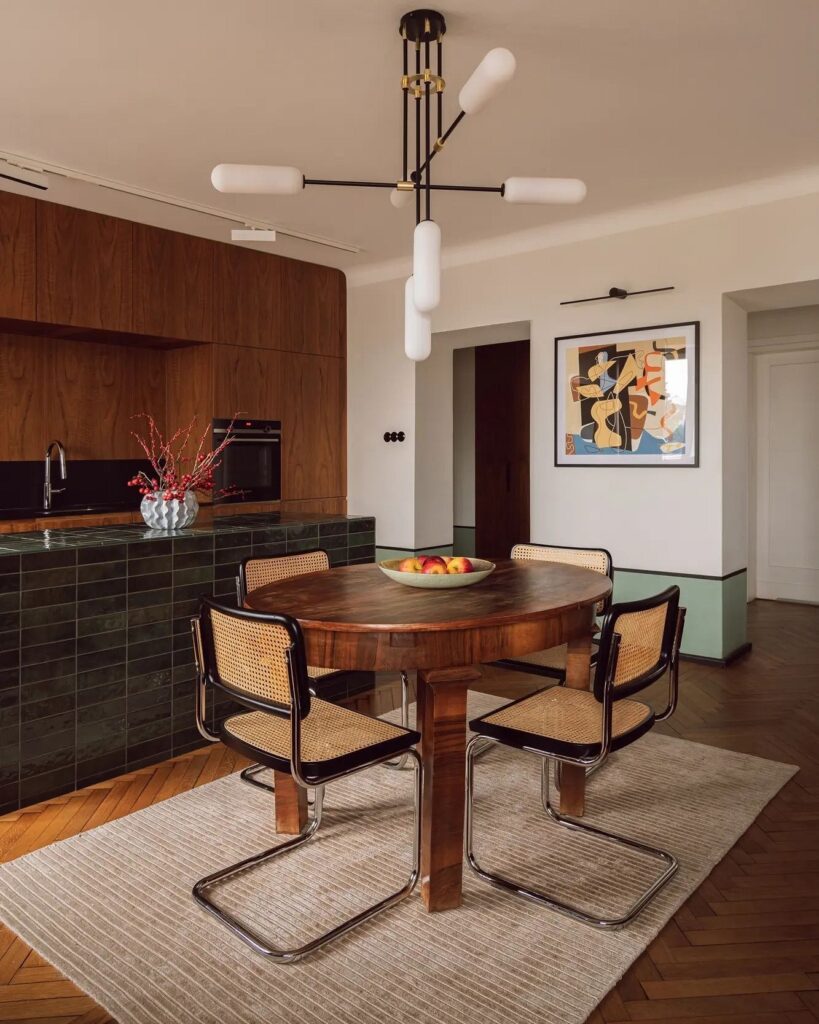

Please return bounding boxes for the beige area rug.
[0,693,796,1024]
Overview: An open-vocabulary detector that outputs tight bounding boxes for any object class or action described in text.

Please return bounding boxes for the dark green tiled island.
[0,513,375,812]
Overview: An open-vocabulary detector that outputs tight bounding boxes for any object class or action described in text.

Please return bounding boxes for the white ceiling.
[2,0,819,270]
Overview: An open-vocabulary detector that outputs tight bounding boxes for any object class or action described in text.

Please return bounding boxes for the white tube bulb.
[405,277,431,361]
[390,188,412,209]
[502,177,587,204]
[412,220,441,313]
[458,48,517,115]
[211,164,303,195]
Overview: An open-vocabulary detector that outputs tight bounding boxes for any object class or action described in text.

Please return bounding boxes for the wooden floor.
[0,598,816,1024]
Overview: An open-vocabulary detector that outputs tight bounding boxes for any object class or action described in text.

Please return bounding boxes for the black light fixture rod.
[415,42,421,225]
[437,39,443,139]
[304,178,396,189]
[402,37,409,184]
[424,39,431,221]
[559,285,675,306]
[411,109,465,183]
[303,178,501,193]
[429,182,503,193]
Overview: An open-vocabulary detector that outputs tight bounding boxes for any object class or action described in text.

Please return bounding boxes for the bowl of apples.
[378,554,495,589]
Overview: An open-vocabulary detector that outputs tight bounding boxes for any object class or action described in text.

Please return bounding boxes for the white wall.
[348,191,819,576]
[452,348,475,529]
[721,296,749,582]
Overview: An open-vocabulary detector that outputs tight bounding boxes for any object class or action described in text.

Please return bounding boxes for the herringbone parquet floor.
[0,598,816,1024]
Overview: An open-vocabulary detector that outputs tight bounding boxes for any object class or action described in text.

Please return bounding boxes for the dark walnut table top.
[244,558,612,633]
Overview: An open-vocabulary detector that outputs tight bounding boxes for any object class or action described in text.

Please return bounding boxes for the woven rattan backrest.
[593,586,679,701]
[209,607,293,707]
[511,543,613,612]
[243,550,330,597]
[611,602,669,687]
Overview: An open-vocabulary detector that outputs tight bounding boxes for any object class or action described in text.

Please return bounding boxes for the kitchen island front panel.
[0,513,375,811]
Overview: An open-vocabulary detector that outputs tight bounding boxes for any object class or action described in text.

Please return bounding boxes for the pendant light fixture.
[211,9,587,361]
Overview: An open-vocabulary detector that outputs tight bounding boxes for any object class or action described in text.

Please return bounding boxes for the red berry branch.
[127,414,243,502]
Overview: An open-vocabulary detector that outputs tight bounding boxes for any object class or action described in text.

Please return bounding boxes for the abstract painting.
[555,322,699,466]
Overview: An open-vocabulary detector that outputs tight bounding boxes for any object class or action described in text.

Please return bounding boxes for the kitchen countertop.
[0,512,375,554]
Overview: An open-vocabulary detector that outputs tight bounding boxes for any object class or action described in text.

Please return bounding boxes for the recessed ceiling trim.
[347,164,819,287]
[0,149,361,254]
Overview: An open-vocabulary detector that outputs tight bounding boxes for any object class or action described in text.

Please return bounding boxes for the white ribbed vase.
[140,491,199,530]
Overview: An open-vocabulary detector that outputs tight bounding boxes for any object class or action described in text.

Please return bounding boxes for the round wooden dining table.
[245,557,612,912]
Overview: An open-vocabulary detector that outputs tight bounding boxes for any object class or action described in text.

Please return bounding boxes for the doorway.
[734,285,819,605]
[473,339,530,558]
[754,346,819,602]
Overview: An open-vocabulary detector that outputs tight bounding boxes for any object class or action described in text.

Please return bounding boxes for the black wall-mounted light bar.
[560,285,675,306]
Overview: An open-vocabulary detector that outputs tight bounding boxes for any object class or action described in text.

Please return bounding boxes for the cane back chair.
[494,543,613,681]
[191,599,422,962]
[230,549,411,785]
[467,586,686,929]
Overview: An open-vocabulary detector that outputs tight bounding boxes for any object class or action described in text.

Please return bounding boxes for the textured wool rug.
[0,693,796,1024]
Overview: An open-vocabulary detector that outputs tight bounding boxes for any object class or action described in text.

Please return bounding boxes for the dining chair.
[466,586,686,929]
[494,542,613,681]
[190,599,422,963]
[232,549,412,784]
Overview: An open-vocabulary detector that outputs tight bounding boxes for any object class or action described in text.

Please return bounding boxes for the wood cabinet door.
[212,344,285,420]
[36,202,133,331]
[281,261,346,357]
[0,192,36,320]
[133,223,214,341]
[212,244,284,348]
[281,352,345,500]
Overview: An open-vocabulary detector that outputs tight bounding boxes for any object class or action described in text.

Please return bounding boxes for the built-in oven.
[212,418,282,503]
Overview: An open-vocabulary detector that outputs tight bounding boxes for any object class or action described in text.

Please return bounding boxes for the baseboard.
[681,642,752,668]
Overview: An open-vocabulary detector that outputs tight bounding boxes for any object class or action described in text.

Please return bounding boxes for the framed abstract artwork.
[554,321,699,467]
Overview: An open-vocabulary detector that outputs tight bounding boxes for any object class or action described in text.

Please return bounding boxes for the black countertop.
[0,512,375,555]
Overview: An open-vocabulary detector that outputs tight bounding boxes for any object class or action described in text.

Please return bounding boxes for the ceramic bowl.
[377,558,496,589]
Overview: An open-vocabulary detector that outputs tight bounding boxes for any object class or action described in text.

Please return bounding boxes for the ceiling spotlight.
[0,160,48,191]
[230,227,277,242]
[211,8,586,360]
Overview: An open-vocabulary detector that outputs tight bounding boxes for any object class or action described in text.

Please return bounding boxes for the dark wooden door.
[475,339,530,559]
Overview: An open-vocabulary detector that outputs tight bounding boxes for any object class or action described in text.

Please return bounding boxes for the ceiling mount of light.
[211,9,586,360]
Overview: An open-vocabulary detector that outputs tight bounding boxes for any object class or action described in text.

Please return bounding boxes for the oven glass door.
[217,439,281,502]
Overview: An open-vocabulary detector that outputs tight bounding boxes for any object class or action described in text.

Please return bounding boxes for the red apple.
[422,560,448,575]
[398,557,423,573]
[447,556,474,574]
[419,555,447,569]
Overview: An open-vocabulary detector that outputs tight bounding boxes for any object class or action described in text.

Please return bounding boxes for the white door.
[755,348,819,603]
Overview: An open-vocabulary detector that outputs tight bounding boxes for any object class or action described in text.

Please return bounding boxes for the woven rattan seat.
[472,686,653,759]
[466,586,686,931]
[495,543,613,681]
[223,698,417,777]
[191,599,423,962]
[510,644,568,671]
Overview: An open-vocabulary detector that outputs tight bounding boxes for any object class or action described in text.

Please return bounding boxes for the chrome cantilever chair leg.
[464,737,678,929]
[193,749,422,963]
[384,671,412,770]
